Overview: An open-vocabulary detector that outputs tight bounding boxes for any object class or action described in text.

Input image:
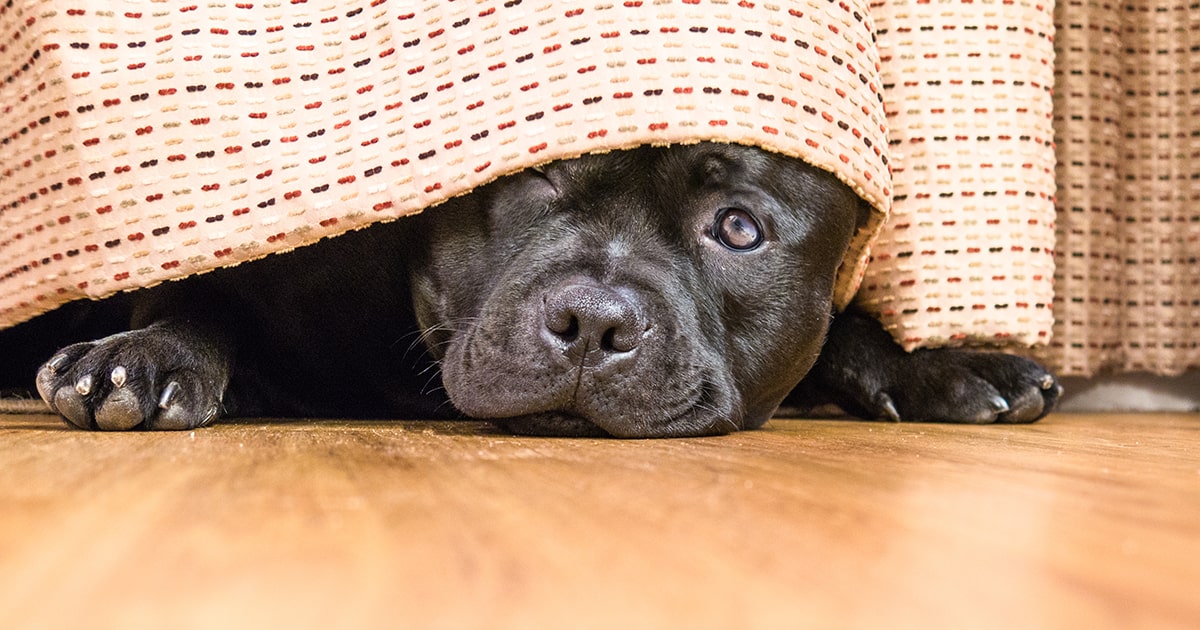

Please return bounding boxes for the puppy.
[17,143,1060,437]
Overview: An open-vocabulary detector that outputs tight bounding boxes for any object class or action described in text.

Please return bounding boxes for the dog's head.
[407,143,869,437]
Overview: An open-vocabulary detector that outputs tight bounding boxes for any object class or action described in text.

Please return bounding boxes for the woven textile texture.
[0,0,891,329]
[1047,0,1200,376]
[856,0,1059,351]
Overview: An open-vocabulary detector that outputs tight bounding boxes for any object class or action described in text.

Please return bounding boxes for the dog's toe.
[38,347,101,429]
[914,372,1012,424]
[52,385,94,430]
[960,353,1060,424]
[36,348,89,412]
[996,371,1061,424]
[94,384,146,431]
[955,387,1012,424]
[152,380,220,430]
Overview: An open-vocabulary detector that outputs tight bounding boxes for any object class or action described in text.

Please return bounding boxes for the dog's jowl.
[20,144,1060,437]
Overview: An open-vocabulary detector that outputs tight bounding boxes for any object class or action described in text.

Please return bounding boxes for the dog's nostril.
[543,281,645,358]
[551,315,580,343]
[544,300,580,341]
[599,327,618,353]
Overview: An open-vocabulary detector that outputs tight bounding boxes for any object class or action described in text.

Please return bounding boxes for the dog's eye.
[711,207,763,251]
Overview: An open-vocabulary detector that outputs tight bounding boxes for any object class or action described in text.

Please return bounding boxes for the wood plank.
[1,413,1198,629]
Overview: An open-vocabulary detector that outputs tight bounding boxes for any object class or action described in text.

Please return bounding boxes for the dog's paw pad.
[99,364,144,420]
[94,381,144,431]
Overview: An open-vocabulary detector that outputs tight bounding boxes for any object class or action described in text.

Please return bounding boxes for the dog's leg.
[35,290,234,431]
[789,308,1062,423]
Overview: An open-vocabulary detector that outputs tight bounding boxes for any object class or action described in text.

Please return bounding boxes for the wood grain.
[1,413,1198,629]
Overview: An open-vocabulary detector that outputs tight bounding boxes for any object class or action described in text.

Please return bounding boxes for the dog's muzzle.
[441,276,740,438]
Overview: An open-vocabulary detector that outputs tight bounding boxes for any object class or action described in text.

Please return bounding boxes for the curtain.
[860,0,1199,377]
[858,0,1059,353]
[1044,0,1200,375]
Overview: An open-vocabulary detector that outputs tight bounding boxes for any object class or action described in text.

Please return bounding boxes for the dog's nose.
[542,281,646,365]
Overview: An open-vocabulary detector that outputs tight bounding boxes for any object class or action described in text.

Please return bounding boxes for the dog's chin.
[496,413,613,438]
[495,406,741,439]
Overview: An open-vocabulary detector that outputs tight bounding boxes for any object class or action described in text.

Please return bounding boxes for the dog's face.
[407,143,867,437]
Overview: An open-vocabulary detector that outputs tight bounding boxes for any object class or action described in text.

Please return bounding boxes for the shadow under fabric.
[0,1,1060,360]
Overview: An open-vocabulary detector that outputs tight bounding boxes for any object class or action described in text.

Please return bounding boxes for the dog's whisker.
[399,317,478,359]
[398,325,445,357]
[415,362,442,378]
[420,372,444,397]
[390,327,426,348]
[432,397,458,415]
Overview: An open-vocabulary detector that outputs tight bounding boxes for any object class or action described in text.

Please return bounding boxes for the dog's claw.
[47,354,68,374]
[199,405,220,427]
[158,381,181,409]
[875,392,901,422]
[1040,374,1056,390]
[110,366,127,388]
[989,395,1010,413]
[74,374,93,396]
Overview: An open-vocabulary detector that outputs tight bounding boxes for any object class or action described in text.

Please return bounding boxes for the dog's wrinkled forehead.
[536,143,838,219]
[548,143,769,189]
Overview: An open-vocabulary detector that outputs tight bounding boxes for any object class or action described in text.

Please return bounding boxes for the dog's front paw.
[35,325,230,431]
[847,349,1063,424]
[792,308,1062,424]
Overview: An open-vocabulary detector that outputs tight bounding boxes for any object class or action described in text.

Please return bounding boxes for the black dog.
[11,143,1060,437]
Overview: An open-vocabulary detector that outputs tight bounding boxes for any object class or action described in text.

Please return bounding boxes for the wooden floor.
[1,412,1197,629]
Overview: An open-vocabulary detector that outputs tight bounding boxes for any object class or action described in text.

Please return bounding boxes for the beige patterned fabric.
[1046,0,1200,376]
[854,0,1059,351]
[0,0,891,329]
